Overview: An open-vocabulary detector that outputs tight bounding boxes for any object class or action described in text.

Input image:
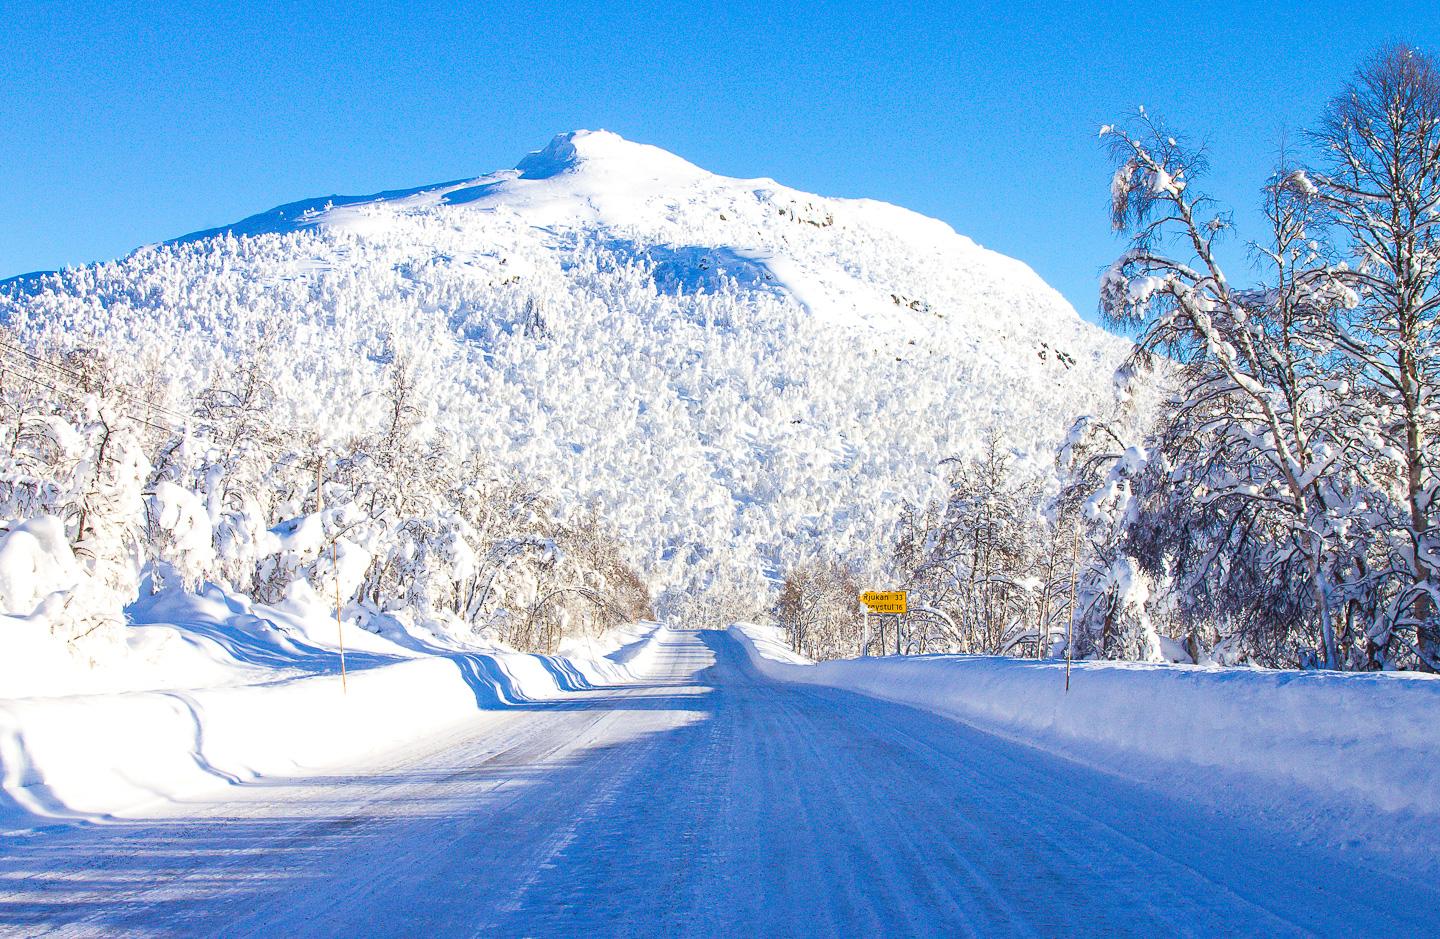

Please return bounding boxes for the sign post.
[860,591,908,656]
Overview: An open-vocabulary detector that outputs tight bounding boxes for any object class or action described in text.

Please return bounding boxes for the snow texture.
[731,622,1440,852]
[1,627,1433,936]
[0,603,665,830]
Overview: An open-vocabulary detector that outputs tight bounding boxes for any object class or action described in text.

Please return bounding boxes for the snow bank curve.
[0,623,669,830]
[729,623,1440,824]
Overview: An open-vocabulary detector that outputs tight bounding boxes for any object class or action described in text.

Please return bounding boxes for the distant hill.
[0,129,1129,616]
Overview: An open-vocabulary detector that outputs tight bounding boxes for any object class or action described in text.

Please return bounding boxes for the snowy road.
[1,628,1432,937]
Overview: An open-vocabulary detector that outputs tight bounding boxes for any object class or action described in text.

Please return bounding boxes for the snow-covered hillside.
[1,130,1127,616]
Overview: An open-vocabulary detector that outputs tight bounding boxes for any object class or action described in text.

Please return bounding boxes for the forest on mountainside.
[779,44,1440,673]
[0,335,651,662]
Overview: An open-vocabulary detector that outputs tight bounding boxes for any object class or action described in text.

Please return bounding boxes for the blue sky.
[3,1,1437,323]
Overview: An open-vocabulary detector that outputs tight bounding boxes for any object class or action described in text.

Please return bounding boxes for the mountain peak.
[5,128,1127,619]
[515,130,707,182]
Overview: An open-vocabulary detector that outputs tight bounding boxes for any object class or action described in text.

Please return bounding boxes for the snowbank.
[0,619,666,830]
[730,623,1440,823]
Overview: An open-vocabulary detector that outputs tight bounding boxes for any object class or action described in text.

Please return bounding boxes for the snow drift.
[0,613,667,830]
[730,623,1440,825]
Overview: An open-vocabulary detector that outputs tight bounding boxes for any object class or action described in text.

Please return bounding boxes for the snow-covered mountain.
[1,130,1128,616]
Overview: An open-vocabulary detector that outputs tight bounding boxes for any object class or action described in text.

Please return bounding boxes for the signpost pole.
[859,591,908,656]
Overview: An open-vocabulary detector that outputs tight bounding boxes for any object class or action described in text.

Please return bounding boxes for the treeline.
[0,337,650,662]
[772,434,1080,663]
[777,44,1440,672]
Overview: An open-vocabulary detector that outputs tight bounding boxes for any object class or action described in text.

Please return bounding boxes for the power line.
[0,339,194,425]
[0,344,302,464]
[0,360,176,437]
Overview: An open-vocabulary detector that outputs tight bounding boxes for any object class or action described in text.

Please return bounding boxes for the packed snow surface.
[1,129,1129,614]
[1,628,1433,936]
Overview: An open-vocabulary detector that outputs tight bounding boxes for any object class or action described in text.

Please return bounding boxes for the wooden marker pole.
[332,540,347,694]
[1066,523,1080,693]
[318,462,347,695]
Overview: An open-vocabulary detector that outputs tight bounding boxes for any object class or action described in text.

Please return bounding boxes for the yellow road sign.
[860,590,907,614]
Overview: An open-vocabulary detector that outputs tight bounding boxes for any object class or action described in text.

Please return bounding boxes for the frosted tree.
[893,434,1042,655]
[1101,113,1355,668]
[57,394,151,648]
[1052,407,1152,661]
[1309,44,1440,669]
[774,558,862,659]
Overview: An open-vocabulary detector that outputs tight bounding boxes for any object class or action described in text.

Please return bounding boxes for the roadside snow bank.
[0,621,666,830]
[730,623,1440,822]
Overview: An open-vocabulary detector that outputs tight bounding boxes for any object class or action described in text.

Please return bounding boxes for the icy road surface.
[1,629,1431,937]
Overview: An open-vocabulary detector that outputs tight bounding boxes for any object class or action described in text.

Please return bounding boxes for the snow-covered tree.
[1054,401,1164,663]
[773,558,862,660]
[1101,112,1356,668]
[893,434,1045,655]
[1310,44,1440,669]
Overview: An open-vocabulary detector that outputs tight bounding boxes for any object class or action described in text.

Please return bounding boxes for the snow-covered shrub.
[146,479,216,589]
[0,516,80,616]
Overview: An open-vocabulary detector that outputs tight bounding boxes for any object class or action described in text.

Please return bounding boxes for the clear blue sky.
[3,1,1437,322]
